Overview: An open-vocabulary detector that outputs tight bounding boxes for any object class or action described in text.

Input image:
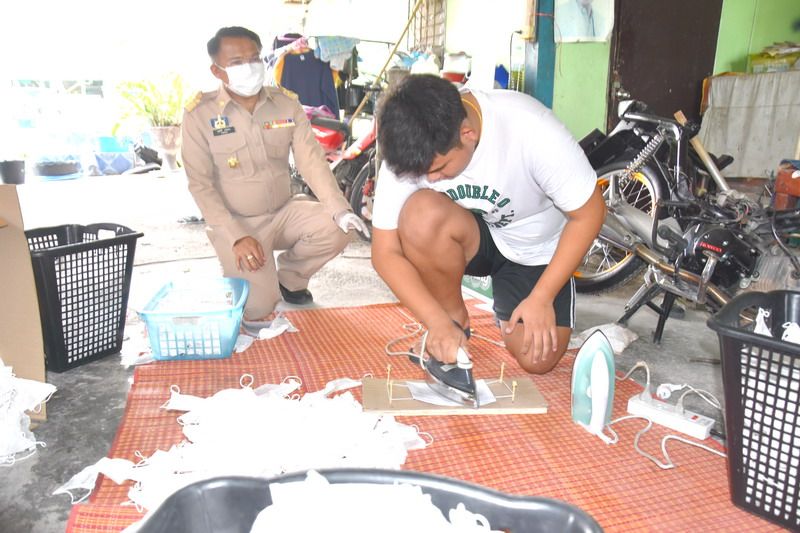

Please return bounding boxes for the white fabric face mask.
[221,62,265,97]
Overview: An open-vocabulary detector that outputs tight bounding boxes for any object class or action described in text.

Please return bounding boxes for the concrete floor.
[2,172,727,532]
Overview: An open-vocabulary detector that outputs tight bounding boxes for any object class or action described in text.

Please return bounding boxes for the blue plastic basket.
[139,277,249,361]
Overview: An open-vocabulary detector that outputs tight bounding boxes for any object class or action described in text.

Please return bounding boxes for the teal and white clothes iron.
[571,330,615,444]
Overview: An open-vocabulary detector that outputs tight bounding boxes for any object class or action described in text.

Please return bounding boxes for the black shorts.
[464,212,575,327]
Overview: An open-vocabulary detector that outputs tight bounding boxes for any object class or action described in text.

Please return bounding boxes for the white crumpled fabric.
[250,470,501,533]
[568,323,638,355]
[119,324,155,367]
[56,375,430,522]
[256,314,299,340]
[234,334,255,353]
[0,358,57,466]
[753,308,800,345]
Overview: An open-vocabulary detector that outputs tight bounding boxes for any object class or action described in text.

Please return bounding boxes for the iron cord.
[605,415,726,470]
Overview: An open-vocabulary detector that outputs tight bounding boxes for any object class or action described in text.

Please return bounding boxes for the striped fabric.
[66,303,782,532]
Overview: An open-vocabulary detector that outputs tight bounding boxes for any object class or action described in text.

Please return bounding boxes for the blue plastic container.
[97,136,132,152]
[139,277,249,361]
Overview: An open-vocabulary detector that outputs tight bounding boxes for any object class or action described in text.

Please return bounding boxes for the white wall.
[445,0,529,89]
[1,0,408,88]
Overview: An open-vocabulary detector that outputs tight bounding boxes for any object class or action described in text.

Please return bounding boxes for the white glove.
[334,211,371,238]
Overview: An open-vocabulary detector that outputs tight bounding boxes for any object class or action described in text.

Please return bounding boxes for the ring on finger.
[246,254,255,260]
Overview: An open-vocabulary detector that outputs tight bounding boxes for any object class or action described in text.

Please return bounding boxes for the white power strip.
[627,394,715,440]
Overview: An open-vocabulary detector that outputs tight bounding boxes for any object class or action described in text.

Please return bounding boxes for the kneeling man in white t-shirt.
[371,74,605,374]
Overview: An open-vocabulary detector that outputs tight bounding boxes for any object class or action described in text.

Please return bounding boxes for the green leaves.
[113,74,188,134]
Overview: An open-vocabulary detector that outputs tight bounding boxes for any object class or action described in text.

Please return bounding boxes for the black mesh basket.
[26,223,143,372]
[707,290,800,531]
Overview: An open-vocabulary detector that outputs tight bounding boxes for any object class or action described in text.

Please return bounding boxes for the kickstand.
[617,283,675,344]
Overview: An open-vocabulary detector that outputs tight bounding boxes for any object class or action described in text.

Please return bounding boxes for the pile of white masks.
[0,358,57,466]
[55,375,431,517]
[250,470,501,533]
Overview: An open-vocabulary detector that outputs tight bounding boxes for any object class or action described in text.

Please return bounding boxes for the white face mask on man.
[219,61,265,97]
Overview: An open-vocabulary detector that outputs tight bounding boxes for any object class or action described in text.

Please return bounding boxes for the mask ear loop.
[410,424,435,447]
[0,437,46,467]
[240,374,255,388]
[67,487,93,505]
[133,450,149,467]
[282,375,302,387]
[0,440,43,467]
[31,388,55,413]
[160,384,182,409]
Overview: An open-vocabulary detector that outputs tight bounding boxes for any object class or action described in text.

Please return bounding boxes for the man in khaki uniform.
[182,26,368,322]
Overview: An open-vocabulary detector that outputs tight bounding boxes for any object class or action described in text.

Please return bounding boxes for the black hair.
[377,74,466,180]
[207,27,262,58]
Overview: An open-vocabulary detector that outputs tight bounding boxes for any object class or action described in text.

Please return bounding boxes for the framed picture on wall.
[555,0,614,43]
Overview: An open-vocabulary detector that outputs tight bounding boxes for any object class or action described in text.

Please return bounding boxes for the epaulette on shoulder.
[279,86,299,101]
[184,91,204,112]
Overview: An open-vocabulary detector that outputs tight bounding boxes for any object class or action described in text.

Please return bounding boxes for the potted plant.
[113,74,189,172]
[0,158,25,184]
[0,129,26,184]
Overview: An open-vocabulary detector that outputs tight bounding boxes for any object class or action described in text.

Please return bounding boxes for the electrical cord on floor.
[606,415,726,470]
[608,362,727,469]
[384,321,424,358]
[710,428,726,442]
[675,386,722,414]
[384,308,506,360]
[617,361,652,399]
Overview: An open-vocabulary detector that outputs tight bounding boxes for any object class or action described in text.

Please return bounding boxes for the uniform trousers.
[207,199,349,318]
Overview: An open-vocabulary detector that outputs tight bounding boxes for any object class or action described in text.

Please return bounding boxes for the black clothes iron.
[408,323,479,408]
[424,348,479,409]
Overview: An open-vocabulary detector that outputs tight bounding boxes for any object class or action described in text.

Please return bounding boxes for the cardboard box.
[0,184,47,419]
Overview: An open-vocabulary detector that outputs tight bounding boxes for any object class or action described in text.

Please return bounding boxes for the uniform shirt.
[181,85,350,244]
[372,89,597,266]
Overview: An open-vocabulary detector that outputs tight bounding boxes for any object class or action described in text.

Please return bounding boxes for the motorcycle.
[290,87,382,238]
[577,100,800,342]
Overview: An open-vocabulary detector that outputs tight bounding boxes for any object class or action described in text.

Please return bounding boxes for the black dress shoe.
[279,283,314,305]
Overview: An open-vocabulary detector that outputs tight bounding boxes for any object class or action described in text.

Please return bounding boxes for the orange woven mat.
[67,303,782,532]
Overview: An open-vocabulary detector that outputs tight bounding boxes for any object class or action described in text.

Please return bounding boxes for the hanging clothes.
[278,50,341,117]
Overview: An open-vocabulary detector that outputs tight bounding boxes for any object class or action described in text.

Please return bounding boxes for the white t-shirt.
[372,89,597,266]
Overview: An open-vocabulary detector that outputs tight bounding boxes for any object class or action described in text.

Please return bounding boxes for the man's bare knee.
[514,346,566,374]
[397,190,452,249]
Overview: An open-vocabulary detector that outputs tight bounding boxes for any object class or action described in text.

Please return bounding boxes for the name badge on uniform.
[264,118,295,130]
[210,115,235,136]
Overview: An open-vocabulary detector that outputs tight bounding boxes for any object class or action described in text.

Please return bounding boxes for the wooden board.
[362,376,547,416]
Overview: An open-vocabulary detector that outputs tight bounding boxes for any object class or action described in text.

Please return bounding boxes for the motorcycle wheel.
[335,151,371,197]
[348,157,377,242]
[574,161,662,293]
[289,164,314,198]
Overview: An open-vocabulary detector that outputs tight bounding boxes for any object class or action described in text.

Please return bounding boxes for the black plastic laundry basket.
[707,290,800,531]
[138,469,603,533]
[26,223,143,372]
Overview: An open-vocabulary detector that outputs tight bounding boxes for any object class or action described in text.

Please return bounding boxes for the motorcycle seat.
[310,116,351,138]
[690,150,734,172]
[713,154,734,171]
